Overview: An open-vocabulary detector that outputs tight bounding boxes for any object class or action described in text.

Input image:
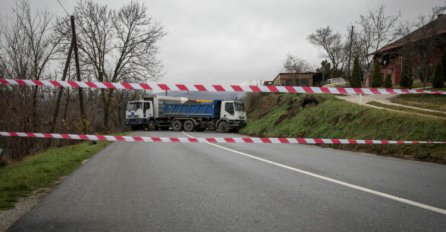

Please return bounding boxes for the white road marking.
[182,131,446,215]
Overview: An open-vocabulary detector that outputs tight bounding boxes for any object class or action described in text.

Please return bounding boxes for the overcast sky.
[0,0,443,84]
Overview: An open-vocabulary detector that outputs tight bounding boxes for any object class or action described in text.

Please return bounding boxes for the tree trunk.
[63,89,70,122]
[31,86,38,131]
[101,89,114,131]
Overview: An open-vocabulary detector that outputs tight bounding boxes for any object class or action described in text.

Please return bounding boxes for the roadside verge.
[0,141,110,230]
[241,93,446,163]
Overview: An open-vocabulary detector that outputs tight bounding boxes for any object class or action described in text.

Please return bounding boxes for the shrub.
[350,57,362,87]
[433,63,445,88]
[371,59,383,87]
[384,73,393,88]
[400,58,413,88]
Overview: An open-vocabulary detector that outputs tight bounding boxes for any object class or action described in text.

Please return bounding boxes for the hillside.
[240,93,446,163]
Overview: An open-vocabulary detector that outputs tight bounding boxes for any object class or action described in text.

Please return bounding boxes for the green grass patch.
[0,141,109,210]
[241,93,446,163]
[390,94,446,112]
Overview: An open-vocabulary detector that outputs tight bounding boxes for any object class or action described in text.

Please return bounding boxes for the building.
[266,72,322,87]
[371,14,446,86]
[263,81,273,86]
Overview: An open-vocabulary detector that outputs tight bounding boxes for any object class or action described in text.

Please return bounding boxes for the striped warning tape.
[1,132,444,145]
[1,78,445,95]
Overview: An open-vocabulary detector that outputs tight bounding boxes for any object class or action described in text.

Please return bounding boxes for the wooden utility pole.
[70,15,87,133]
[48,38,74,146]
[347,26,354,82]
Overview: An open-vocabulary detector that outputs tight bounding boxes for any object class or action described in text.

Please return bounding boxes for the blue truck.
[125,95,246,132]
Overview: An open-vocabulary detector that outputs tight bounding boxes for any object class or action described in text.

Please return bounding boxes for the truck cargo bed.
[162,101,220,119]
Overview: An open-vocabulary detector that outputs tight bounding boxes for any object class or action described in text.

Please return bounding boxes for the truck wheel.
[131,125,139,131]
[148,120,157,131]
[183,120,195,132]
[172,120,182,131]
[218,122,229,133]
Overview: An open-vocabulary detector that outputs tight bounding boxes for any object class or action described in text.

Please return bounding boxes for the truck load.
[125,95,246,132]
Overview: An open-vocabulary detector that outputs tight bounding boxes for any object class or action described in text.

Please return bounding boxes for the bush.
[384,73,393,88]
[350,57,361,88]
[433,63,445,88]
[371,59,383,87]
[400,58,413,88]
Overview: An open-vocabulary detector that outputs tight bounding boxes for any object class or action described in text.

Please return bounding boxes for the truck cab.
[125,100,153,130]
[219,101,246,131]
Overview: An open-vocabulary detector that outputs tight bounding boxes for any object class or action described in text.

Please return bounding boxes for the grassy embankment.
[0,141,109,210]
[240,93,446,163]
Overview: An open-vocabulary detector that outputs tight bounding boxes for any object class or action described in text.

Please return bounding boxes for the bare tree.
[56,0,165,130]
[307,26,344,77]
[0,1,59,128]
[0,0,60,159]
[356,5,400,70]
[283,54,313,73]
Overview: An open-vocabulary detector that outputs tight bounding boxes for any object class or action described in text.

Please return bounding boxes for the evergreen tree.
[384,73,393,88]
[371,59,383,87]
[442,49,446,82]
[400,57,413,88]
[350,56,361,87]
[433,63,445,88]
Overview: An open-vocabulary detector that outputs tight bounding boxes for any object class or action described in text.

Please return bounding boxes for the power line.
[56,0,70,17]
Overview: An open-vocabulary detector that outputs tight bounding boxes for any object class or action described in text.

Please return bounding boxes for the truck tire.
[183,120,195,132]
[131,125,139,131]
[217,121,229,133]
[148,120,157,131]
[172,120,182,131]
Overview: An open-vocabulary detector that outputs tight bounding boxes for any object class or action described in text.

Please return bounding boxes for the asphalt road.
[9,131,446,231]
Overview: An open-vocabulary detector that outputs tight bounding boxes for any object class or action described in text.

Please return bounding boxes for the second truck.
[125,95,247,132]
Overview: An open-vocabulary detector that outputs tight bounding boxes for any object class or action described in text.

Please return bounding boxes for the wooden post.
[47,38,74,147]
[347,26,354,82]
[70,15,87,133]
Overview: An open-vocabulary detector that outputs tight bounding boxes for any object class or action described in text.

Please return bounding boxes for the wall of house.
[272,73,314,86]
[371,46,445,87]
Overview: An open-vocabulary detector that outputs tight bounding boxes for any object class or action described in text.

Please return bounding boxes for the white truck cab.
[221,101,246,121]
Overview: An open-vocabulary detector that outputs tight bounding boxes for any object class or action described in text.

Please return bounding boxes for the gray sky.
[0,0,442,84]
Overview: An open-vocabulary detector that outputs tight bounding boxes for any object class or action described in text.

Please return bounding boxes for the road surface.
[9,131,446,231]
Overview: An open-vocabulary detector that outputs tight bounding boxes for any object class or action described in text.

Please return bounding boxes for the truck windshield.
[127,102,141,111]
[234,102,245,111]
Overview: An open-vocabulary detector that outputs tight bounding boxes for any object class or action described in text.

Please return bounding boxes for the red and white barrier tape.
[1,132,444,145]
[1,78,445,95]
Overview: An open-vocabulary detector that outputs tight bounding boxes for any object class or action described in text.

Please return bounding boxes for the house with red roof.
[369,14,446,87]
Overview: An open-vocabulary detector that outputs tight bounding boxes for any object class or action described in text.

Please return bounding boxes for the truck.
[125,95,247,132]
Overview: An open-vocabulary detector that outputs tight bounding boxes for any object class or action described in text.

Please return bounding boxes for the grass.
[241,93,446,163]
[390,94,446,112]
[0,141,109,210]
[368,101,446,118]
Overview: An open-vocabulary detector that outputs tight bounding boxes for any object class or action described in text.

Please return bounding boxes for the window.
[126,102,141,111]
[298,79,308,86]
[144,102,150,111]
[225,102,234,114]
[234,102,245,111]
